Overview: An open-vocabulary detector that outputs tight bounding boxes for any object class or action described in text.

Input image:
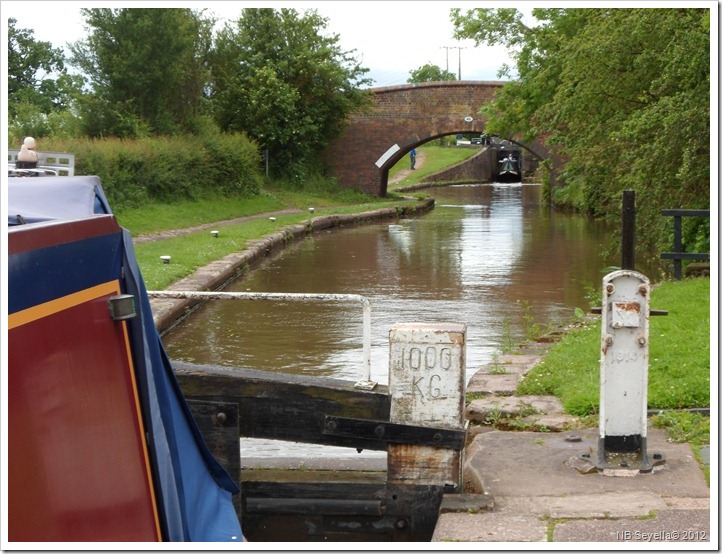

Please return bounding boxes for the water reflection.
[164,183,618,386]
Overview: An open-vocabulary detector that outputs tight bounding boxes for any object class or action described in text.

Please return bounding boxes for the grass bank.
[115,184,384,236]
[387,144,479,190]
[517,277,710,414]
[125,188,425,290]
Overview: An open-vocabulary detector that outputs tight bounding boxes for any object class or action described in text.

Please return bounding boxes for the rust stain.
[615,302,640,312]
[388,443,459,483]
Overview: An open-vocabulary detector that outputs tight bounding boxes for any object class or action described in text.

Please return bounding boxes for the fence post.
[621,190,636,270]
[672,215,683,280]
[387,323,467,488]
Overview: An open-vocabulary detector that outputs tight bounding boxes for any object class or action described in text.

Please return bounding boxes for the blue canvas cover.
[7,176,243,542]
[7,175,112,225]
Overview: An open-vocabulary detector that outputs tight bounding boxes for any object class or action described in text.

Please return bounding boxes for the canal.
[163,182,638,458]
[164,183,622,379]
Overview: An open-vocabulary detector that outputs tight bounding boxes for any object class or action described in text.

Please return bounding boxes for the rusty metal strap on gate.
[323,416,466,450]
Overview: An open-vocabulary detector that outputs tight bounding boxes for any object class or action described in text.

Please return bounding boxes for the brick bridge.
[323,81,553,196]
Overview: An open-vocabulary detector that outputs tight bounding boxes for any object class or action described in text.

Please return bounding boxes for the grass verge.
[517,277,710,415]
[115,191,286,235]
[134,197,423,290]
[115,185,390,236]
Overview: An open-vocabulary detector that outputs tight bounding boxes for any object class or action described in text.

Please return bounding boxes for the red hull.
[8,219,161,542]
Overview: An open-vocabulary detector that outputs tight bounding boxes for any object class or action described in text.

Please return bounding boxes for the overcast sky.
[3,1,521,87]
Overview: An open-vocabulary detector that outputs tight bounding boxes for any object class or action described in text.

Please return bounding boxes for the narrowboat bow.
[7,176,244,542]
[499,156,519,177]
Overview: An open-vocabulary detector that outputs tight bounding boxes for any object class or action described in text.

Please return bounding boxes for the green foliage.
[7,18,84,141]
[582,280,603,310]
[660,214,711,274]
[209,8,371,180]
[517,277,710,415]
[44,133,262,208]
[8,101,82,144]
[518,300,556,341]
[651,411,710,446]
[7,18,77,116]
[69,8,214,137]
[408,63,457,83]
[452,8,711,255]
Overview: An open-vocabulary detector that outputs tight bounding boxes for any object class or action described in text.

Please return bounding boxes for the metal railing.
[8,150,75,176]
[147,290,375,389]
[660,209,710,280]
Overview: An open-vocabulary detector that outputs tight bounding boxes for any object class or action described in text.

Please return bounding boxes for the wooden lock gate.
[173,323,469,542]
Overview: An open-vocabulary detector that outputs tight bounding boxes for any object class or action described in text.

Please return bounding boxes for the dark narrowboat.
[497,152,521,182]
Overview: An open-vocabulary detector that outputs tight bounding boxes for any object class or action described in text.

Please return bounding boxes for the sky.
[3,1,520,87]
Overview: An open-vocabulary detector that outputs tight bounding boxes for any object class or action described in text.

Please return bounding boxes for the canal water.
[163,183,625,458]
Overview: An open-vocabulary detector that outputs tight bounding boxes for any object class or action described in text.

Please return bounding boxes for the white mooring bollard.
[597,269,664,475]
[388,323,467,488]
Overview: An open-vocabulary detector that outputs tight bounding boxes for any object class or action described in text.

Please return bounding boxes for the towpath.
[388,148,426,186]
[133,208,303,244]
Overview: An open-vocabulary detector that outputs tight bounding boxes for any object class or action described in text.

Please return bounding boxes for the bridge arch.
[323,81,554,196]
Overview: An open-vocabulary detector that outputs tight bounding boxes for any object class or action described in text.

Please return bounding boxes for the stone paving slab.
[497,491,669,519]
[432,512,548,542]
[466,373,521,396]
[438,493,495,514]
[519,413,580,431]
[553,509,711,543]
[493,363,535,375]
[462,428,709,499]
[465,395,564,424]
[495,353,543,368]
[472,362,535,376]
[433,508,712,543]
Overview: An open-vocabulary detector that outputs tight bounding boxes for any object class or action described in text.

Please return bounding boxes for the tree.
[452,8,711,255]
[408,63,456,83]
[69,8,215,137]
[7,18,80,117]
[209,8,371,180]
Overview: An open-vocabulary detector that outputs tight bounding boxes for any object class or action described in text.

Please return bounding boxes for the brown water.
[163,183,631,458]
[164,183,621,383]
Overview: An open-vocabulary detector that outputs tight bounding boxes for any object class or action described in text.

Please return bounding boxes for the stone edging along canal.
[148,198,435,335]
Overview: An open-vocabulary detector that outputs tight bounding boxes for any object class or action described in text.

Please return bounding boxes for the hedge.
[38,133,263,209]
